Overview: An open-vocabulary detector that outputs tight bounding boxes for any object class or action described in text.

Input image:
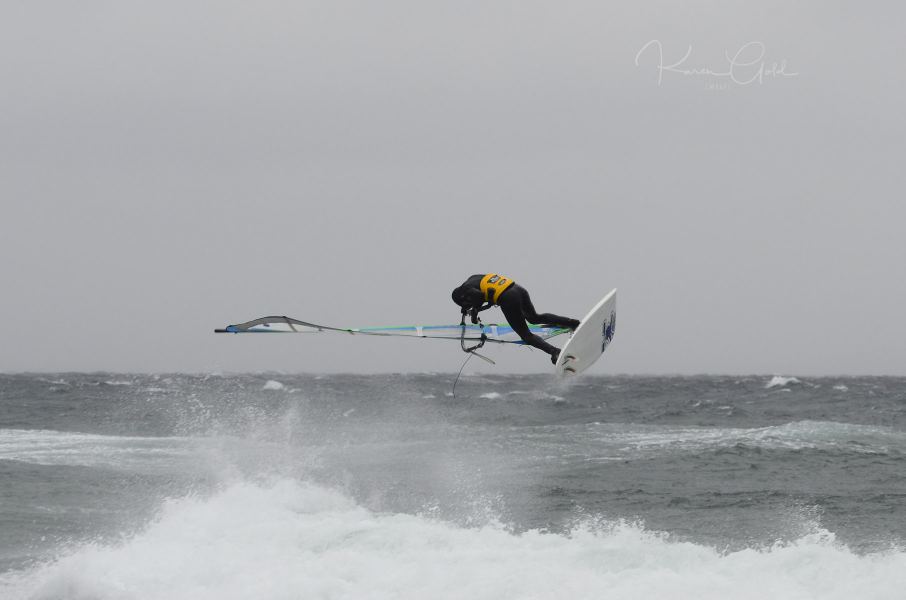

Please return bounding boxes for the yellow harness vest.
[479,273,515,304]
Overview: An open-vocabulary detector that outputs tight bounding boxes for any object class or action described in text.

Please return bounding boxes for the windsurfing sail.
[215,316,568,346]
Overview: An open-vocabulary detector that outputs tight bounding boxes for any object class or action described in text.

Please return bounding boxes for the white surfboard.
[554,289,617,376]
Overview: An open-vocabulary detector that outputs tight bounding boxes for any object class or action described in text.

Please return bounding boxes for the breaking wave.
[766,375,802,389]
[3,479,905,600]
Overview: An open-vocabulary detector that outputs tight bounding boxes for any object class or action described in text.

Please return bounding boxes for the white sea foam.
[0,429,198,469]
[766,375,801,389]
[103,380,134,386]
[262,380,285,391]
[4,479,905,600]
[583,420,905,458]
[479,392,502,400]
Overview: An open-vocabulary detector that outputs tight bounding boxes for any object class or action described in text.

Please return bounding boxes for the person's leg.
[498,288,561,358]
[518,287,580,330]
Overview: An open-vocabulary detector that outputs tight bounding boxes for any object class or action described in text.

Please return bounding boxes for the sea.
[1,373,905,599]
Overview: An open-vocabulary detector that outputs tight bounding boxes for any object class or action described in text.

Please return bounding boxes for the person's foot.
[568,319,581,331]
[550,349,560,365]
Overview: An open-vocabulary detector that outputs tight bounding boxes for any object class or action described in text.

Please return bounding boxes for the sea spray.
[6,479,906,600]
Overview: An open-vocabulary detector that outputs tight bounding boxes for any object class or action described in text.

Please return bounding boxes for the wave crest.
[5,479,906,600]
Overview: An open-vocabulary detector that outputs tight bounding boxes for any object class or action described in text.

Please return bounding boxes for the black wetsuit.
[451,274,579,360]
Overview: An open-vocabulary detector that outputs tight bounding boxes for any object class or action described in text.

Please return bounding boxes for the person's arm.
[469,303,494,324]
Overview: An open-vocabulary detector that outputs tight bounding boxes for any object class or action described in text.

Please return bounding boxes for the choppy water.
[2,373,906,599]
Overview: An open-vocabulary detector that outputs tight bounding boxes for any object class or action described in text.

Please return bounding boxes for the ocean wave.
[3,479,904,600]
[583,420,906,458]
[0,429,198,468]
[766,375,802,389]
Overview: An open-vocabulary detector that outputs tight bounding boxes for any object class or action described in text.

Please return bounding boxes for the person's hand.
[470,309,479,324]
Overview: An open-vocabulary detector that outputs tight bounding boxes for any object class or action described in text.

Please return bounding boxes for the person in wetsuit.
[451,274,580,364]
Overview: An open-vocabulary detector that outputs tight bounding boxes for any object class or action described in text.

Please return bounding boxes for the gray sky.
[2,1,904,375]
